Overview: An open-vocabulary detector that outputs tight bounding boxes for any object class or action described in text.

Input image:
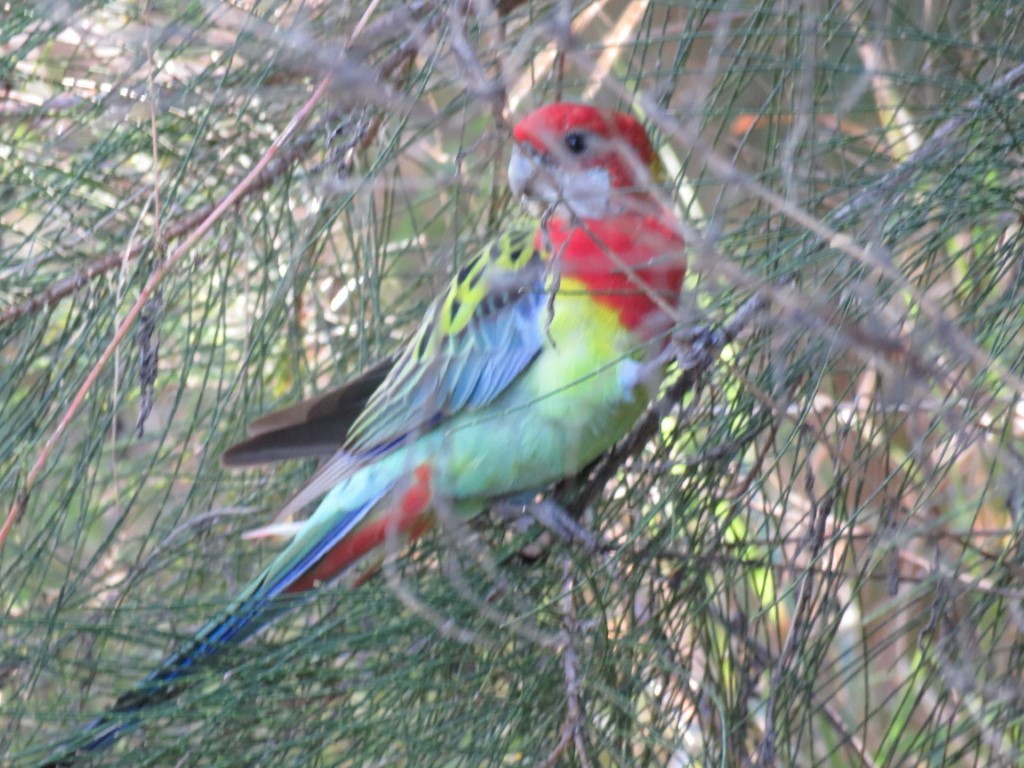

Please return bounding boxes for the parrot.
[39,102,687,765]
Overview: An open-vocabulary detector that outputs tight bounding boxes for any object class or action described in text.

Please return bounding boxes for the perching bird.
[41,102,687,764]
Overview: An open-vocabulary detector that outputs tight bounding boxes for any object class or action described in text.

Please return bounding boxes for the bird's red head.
[509,103,663,218]
[510,103,684,334]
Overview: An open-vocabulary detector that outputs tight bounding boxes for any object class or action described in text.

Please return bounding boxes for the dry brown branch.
[540,558,593,768]
[0,136,318,329]
[0,76,332,552]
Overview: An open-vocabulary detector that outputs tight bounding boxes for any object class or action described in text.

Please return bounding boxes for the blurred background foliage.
[2,0,1024,766]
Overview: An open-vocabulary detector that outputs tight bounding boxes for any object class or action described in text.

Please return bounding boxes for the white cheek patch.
[508,147,539,199]
[556,165,611,219]
[508,146,612,218]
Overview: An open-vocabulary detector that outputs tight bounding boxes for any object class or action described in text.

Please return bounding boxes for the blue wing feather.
[344,223,546,456]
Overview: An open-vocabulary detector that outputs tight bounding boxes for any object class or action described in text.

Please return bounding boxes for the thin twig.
[0,136,315,328]
[828,60,1024,225]
[2,0,454,553]
[0,1,444,330]
[590,62,1024,401]
[756,488,831,767]
[540,559,593,768]
[0,77,332,552]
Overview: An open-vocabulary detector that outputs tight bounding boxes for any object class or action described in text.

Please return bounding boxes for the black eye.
[564,131,587,154]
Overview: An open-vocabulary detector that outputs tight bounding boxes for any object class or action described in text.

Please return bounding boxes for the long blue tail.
[35,492,386,766]
[35,568,299,767]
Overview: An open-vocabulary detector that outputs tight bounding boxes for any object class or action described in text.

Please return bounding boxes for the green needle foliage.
[3,1,1024,766]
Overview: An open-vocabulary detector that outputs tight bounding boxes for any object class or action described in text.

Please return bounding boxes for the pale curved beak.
[508,143,611,218]
[507,144,542,199]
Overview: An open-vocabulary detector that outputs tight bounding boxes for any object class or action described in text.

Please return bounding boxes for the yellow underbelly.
[435,277,652,500]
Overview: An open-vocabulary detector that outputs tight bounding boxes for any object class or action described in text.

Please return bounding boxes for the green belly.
[420,282,650,502]
[318,281,656,522]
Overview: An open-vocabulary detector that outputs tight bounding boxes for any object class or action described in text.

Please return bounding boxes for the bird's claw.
[493,498,599,552]
[676,324,727,370]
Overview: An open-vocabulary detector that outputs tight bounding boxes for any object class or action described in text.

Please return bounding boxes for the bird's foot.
[629,323,727,401]
[674,324,728,370]
[493,497,599,553]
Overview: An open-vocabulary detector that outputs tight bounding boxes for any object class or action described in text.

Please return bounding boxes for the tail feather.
[36,484,400,767]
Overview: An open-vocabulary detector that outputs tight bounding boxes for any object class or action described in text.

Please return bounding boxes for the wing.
[272,220,548,520]
[221,357,394,467]
[347,219,546,454]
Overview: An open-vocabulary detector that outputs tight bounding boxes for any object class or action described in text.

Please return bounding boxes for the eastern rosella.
[41,102,687,764]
